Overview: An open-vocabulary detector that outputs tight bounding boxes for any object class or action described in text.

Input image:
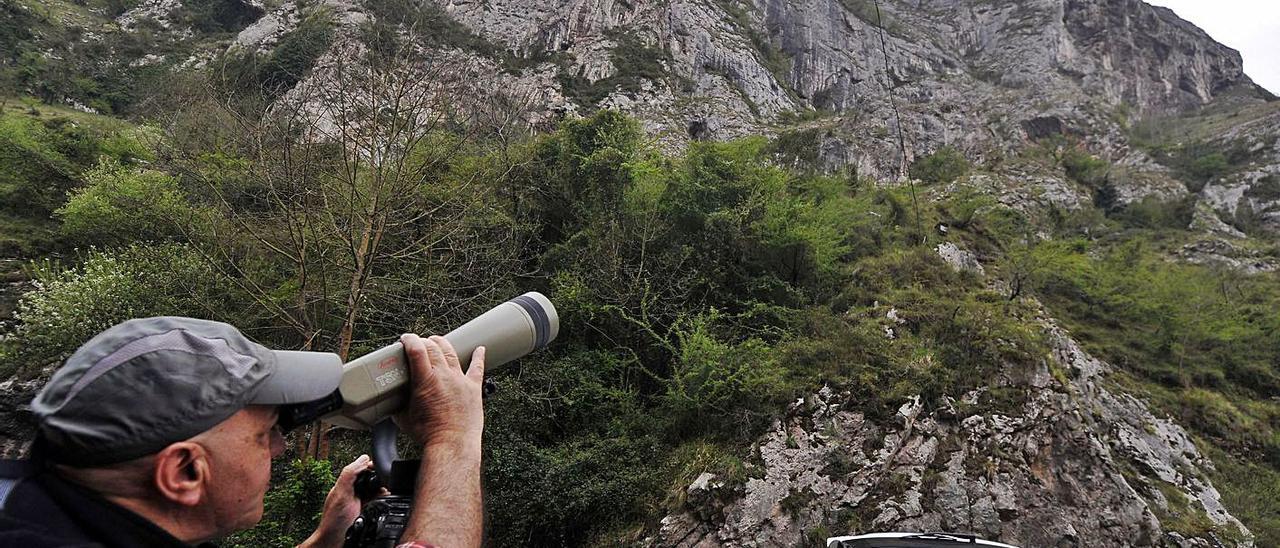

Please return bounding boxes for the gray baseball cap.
[31,316,343,466]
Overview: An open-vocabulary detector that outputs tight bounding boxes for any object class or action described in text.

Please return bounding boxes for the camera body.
[344,495,413,548]
[344,463,416,548]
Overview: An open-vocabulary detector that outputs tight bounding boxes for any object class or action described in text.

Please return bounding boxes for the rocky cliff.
[216,0,1277,230]
[652,266,1253,547]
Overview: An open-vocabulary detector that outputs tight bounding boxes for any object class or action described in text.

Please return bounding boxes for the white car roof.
[826,532,1020,548]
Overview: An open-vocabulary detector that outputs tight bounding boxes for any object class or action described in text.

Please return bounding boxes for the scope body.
[277,292,557,432]
[322,292,557,430]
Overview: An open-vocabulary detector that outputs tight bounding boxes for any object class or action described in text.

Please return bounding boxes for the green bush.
[363,0,501,56]
[175,0,264,34]
[0,114,82,216]
[1189,152,1229,184]
[664,312,792,437]
[1207,445,1280,547]
[260,11,334,94]
[766,128,824,168]
[217,10,334,100]
[1108,195,1194,230]
[57,158,194,245]
[1246,174,1280,202]
[1060,148,1109,189]
[0,244,235,377]
[909,146,971,183]
[558,32,672,105]
[480,348,665,546]
[0,107,156,221]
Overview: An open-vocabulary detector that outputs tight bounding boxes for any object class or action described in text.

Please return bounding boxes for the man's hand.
[395,334,486,548]
[298,454,375,548]
[394,334,486,447]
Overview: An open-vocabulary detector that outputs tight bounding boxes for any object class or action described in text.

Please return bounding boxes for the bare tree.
[165,26,535,458]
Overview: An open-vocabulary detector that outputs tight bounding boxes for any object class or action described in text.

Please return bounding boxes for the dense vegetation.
[0,101,1055,543]
[0,0,260,114]
[5,90,1277,543]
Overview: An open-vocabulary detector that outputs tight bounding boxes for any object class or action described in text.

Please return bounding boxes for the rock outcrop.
[652,315,1252,547]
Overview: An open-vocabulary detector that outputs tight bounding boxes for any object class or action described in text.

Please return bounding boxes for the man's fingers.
[466,346,486,382]
[401,333,431,374]
[339,454,371,478]
[425,336,455,371]
[333,454,371,494]
[430,335,462,370]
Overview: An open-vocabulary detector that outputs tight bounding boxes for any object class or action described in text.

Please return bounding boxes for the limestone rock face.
[1198,107,1280,234]
[229,0,1263,178]
[651,324,1253,547]
[211,0,1280,237]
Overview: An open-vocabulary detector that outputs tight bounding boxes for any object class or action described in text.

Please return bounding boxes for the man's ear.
[152,442,208,507]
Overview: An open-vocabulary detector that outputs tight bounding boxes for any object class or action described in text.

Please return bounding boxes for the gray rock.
[935,242,985,275]
[1178,239,1280,274]
[653,322,1253,547]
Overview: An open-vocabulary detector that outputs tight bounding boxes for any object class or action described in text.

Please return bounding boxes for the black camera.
[344,457,422,548]
[343,465,415,548]
[341,381,498,547]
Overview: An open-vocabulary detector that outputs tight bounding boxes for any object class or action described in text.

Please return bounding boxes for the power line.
[872,0,923,243]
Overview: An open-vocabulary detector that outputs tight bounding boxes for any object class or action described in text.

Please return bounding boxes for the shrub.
[1189,152,1229,184]
[260,11,335,95]
[664,312,792,437]
[57,158,194,245]
[909,146,971,183]
[1061,148,1109,189]
[767,128,824,168]
[557,32,673,106]
[0,114,81,216]
[1208,445,1280,547]
[477,346,667,544]
[0,244,235,377]
[217,9,335,100]
[175,0,265,34]
[0,108,157,221]
[1109,196,1194,230]
[1246,174,1280,202]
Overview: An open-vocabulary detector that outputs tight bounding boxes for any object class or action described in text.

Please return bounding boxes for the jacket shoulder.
[0,512,102,548]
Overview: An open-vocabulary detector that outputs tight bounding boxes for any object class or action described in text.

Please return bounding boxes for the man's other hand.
[394,334,486,447]
[298,454,375,548]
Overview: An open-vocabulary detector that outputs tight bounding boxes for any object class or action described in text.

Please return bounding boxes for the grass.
[1029,230,1280,542]
[0,97,154,255]
[0,216,57,256]
[1203,443,1280,547]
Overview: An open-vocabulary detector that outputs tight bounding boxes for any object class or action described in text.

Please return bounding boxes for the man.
[0,316,485,547]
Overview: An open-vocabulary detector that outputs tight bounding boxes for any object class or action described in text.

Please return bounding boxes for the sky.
[1144,0,1280,95]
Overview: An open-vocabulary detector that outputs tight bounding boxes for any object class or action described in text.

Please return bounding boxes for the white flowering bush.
[0,244,234,377]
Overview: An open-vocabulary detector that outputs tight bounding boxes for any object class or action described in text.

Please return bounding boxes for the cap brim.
[251,350,344,405]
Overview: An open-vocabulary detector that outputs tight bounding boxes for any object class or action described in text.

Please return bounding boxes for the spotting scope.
[278,292,558,432]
